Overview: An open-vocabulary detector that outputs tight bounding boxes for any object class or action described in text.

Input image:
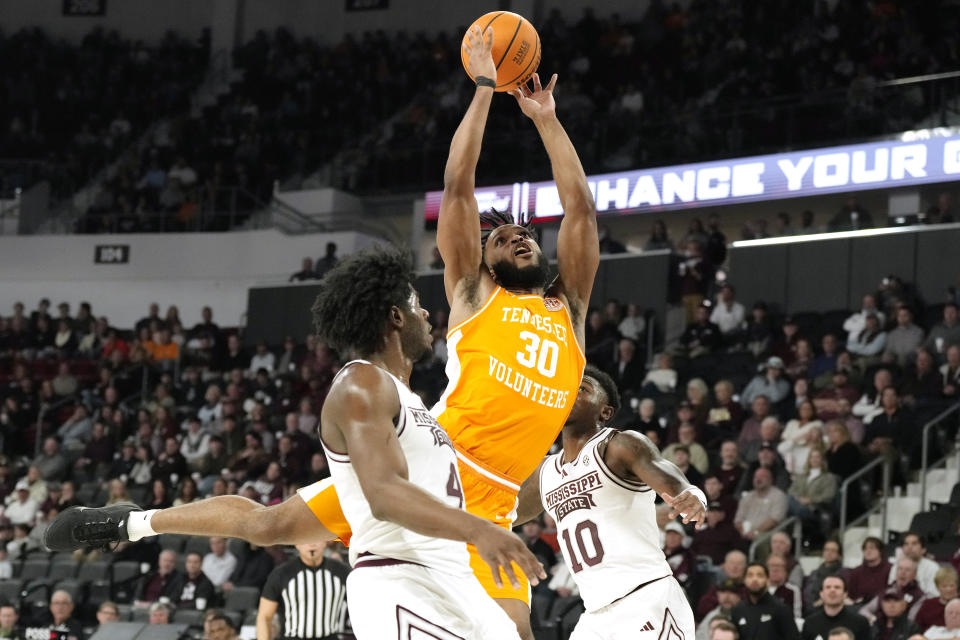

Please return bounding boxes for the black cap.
[717,579,740,593]
[882,586,905,601]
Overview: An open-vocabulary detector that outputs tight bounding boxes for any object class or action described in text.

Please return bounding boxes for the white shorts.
[346,560,521,639]
[570,575,695,640]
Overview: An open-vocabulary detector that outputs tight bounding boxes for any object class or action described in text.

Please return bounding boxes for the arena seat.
[0,579,24,604]
[224,585,260,612]
[171,608,205,626]
[48,558,80,582]
[184,536,212,557]
[157,534,188,554]
[17,558,50,581]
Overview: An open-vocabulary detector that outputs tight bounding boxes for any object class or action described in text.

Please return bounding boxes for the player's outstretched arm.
[327,364,546,588]
[514,460,546,525]
[513,73,598,335]
[603,431,707,528]
[438,26,496,306]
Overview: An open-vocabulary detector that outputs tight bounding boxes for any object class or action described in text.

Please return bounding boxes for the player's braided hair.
[478,208,538,253]
[583,364,621,417]
[311,248,416,358]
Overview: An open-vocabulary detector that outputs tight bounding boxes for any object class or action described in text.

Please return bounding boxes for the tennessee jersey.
[539,428,673,612]
[432,286,586,501]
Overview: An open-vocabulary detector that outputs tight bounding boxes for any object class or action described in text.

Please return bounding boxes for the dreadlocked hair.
[584,364,621,417]
[310,248,416,358]
[479,208,538,252]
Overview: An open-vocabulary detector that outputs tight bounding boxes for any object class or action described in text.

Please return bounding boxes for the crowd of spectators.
[0,27,207,201]
[337,0,960,193]
[0,259,957,637]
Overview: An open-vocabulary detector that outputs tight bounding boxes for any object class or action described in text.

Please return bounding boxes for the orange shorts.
[297,462,530,605]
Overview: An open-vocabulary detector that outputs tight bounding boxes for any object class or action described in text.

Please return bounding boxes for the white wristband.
[678,486,707,511]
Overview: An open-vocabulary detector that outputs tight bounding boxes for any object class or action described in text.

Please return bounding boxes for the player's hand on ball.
[473,521,546,589]
[463,25,497,85]
[512,72,557,122]
[661,490,708,530]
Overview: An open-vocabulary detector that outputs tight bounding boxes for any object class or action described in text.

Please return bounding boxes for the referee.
[257,542,349,640]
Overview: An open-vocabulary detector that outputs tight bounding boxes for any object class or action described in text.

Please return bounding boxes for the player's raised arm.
[437,26,497,306]
[604,431,708,528]
[326,364,545,588]
[513,73,598,335]
[514,460,546,525]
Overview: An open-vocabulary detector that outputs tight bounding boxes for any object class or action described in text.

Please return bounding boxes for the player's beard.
[490,254,551,290]
[399,312,433,363]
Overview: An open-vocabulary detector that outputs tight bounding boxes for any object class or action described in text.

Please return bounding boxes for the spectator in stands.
[788,443,837,527]
[249,343,275,375]
[741,358,790,408]
[173,478,199,507]
[692,500,744,565]
[608,338,644,394]
[644,219,674,252]
[222,542,274,593]
[51,363,78,398]
[135,549,183,607]
[314,242,339,278]
[815,368,861,421]
[180,418,210,470]
[668,446,705,489]
[713,440,745,497]
[679,240,714,324]
[0,603,21,640]
[711,283,746,343]
[146,327,179,364]
[679,304,722,358]
[176,552,215,610]
[129,444,156,489]
[902,349,944,413]
[617,303,646,342]
[745,302,774,358]
[705,381,744,446]
[5,481,38,527]
[155,437,188,488]
[854,369,895,423]
[663,521,696,591]
[739,396,772,451]
[766,553,803,619]
[803,540,847,611]
[779,401,824,474]
[735,467,788,542]
[585,309,619,369]
[864,387,912,469]
[149,601,172,624]
[847,313,887,360]
[94,601,119,631]
[916,567,959,632]
[942,345,960,399]
[889,533,941,598]
[924,598,960,640]
[731,563,799,640]
[664,423,709,474]
[870,586,921,640]
[883,307,925,367]
[741,421,787,476]
[218,335,247,372]
[697,550,748,621]
[810,334,841,380]
[924,303,960,360]
[23,590,83,640]
[801,575,870,640]
[860,557,926,623]
[202,537,237,589]
[698,582,742,640]
[146,479,173,510]
[641,353,678,396]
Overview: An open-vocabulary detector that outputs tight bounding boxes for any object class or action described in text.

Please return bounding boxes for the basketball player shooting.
[516,365,707,640]
[46,249,541,639]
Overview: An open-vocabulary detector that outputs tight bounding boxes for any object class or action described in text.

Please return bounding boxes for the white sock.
[126,509,160,542]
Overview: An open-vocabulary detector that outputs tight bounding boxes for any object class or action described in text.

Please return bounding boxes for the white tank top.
[539,427,673,612]
[320,360,471,576]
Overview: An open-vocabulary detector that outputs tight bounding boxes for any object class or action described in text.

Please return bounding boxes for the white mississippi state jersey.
[539,427,673,612]
[320,360,471,577]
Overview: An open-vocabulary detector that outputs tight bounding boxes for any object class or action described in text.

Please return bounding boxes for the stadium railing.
[748,516,801,562]
[920,401,960,509]
[839,457,891,540]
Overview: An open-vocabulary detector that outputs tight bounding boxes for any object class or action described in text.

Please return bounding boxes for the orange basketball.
[461,11,541,92]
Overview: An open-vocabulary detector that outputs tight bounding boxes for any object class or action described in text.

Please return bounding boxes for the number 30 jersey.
[539,428,673,612]
[433,287,586,499]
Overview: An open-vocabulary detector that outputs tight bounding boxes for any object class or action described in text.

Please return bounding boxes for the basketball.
[461,11,541,92]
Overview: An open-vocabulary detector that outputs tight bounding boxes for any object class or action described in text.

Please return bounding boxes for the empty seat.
[48,559,80,582]
[173,608,206,626]
[0,579,23,604]
[184,537,211,557]
[131,607,151,623]
[116,603,134,621]
[111,561,142,586]
[77,560,111,584]
[17,559,50,581]
[158,534,188,554]
[224,586,260,612]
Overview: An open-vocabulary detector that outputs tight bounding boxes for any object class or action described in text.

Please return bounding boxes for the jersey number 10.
[516,331,560,378]
[561,520,605,573]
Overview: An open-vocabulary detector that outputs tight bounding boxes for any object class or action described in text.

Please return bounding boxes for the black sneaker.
[43,503,140,552]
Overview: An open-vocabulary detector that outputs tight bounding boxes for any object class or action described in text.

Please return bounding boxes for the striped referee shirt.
[261,556,349,640]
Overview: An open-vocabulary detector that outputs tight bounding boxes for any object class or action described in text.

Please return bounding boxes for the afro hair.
[310,248,417,358]
[583,364,621,417]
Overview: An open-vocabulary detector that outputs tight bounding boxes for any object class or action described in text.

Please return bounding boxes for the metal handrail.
[839,456,891,538]
[748,516,801,561]
[920,402,960,508]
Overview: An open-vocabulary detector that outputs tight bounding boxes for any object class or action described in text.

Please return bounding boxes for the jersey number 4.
[561,520,605,573]
[516,331,560,378]
[446,463,464,509]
